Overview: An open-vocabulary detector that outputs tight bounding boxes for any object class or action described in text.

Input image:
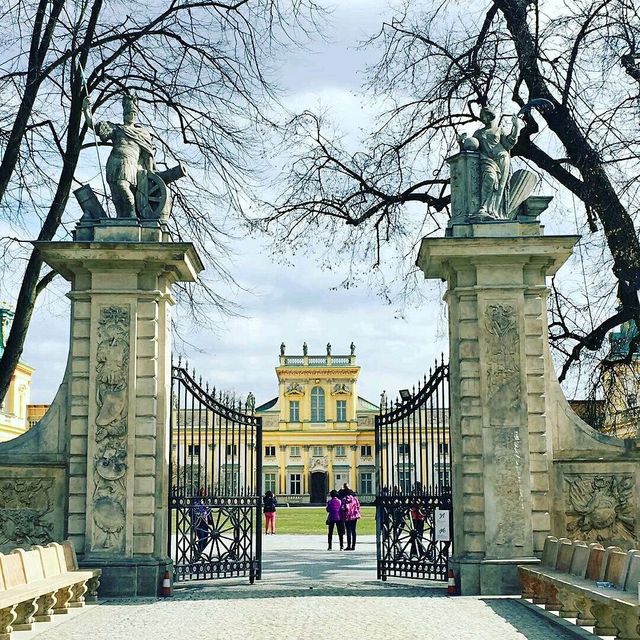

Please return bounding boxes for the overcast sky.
[14,1,445,407]
[13,0,586,407]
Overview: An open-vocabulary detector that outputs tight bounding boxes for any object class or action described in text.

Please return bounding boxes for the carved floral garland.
[92,305,129,551]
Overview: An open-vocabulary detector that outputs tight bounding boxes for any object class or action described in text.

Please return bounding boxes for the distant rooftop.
[609,320,639,360]
[278,342,357,367]
[0,303,15,356]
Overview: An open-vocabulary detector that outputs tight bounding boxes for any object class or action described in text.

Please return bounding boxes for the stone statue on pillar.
[449,104,552,229]
[472,106,521,219]
[76,90,186,234]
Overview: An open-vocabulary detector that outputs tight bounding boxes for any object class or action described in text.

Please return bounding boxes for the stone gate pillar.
[36,222,203,596]
[417,221,577,595]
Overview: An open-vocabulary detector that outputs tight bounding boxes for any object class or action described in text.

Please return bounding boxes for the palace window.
[290,446,301,457]
[289,473,301,494]
[360,445,372,457]
[437,465,450,487]
[312,446,323,457]
[359,472,373,495]
[265,446,276,457]
[264,472,277,494]
[289,400,300,422]
[188,444,201,458]
[225,444,237,457]
[398,470,412,493]
[438,443,449,457]
[336,400,347,422]
[397,443,410,456]
[311,386,325,422]
[335,445,346,457]
[225,468,239,493]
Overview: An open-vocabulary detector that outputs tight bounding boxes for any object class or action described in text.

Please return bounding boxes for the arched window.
[310,386,325,422]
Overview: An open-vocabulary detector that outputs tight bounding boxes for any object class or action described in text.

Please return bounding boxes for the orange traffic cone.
[447,568,457,596]
[161,570,172,597]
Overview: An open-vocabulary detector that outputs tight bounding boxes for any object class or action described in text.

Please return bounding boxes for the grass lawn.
[271,506,376,535]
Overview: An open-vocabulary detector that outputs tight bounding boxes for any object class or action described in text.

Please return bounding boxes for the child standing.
[263,490,277,534]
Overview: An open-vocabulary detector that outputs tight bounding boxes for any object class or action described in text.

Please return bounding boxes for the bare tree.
[0,0,321,403]
[265,0,640,392]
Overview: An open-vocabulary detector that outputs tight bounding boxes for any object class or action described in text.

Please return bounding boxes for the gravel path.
[19,535,586,640]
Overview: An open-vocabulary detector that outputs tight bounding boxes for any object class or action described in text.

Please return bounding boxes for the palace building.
[0,303,40,441]
[255,344,379,504]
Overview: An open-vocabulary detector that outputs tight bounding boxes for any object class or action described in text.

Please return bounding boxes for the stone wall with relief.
[0,470,66,552]
[547,367,640,550]
[90,304,129,553]
[0,370,70,552]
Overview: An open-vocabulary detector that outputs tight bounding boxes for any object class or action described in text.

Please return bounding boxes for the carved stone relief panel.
[0,471,65,552]
[285,382,304,396]
[564,474,635,543]
[485,303,521,425]
[91,305,129,552]
[491,427,526,550]
[310,457,328,473]
[332,383,350,395]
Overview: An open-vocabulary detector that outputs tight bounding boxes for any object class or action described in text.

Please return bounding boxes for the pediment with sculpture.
[332,383,351,395]
[284,382,305,396]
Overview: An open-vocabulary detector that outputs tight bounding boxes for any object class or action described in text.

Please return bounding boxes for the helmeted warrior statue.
[83,93,155,218]
[77,89,186,225]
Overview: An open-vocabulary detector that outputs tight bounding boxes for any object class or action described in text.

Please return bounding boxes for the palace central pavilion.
[256,344,379,504]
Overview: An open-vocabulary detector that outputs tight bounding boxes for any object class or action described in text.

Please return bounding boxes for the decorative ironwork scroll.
[375,358,452,581]
[169,364,262,583]
[92,305,129,552]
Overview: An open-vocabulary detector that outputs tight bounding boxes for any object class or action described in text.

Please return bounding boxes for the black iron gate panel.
[169,362,262,583]
[375,358,452,581]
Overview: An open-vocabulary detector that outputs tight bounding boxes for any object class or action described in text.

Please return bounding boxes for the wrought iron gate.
[375,358,452,581]
[169,361,262,583]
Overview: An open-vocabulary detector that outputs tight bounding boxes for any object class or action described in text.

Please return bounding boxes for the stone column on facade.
[278,446,287,494]
[326,445,334,494]
[302,445,310,495]
[416,222,577,595]
[36,224,203,596]
[349,445,357,490]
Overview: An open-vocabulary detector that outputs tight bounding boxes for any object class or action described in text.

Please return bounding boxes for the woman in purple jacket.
[326,490,345,550]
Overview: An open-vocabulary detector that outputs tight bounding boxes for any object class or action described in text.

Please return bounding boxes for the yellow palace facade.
[256,344,379,504]
[0,303,44,442]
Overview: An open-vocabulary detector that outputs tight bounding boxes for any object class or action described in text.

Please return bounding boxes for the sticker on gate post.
[435,509,451,541]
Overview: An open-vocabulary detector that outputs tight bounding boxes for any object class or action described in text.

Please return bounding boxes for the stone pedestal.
[36,229,203,596]
[416,221,577,595]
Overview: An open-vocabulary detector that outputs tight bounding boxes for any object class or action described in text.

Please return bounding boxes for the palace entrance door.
[310,471,328,503]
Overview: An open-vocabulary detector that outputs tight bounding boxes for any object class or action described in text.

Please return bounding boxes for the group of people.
[261,484,362,551]
[325,484,361,551]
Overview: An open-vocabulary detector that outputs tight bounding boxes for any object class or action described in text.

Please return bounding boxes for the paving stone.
[22,536,583,640]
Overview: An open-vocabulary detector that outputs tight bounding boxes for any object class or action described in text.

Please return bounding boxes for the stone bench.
[519,536,640,639]
[0,541,101,640]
